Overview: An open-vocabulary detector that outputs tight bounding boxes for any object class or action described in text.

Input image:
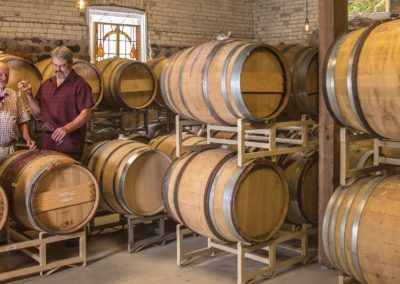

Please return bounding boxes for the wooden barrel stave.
[150,133,206,159]
[279,151,318,225]
[0,186,8,232]
[276,44,319,119]
[146,56,169,108]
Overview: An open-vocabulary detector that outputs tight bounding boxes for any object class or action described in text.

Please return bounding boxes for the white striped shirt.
[0,87,30,144]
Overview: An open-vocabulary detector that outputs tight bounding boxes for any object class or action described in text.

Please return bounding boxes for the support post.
[318,0,347,266]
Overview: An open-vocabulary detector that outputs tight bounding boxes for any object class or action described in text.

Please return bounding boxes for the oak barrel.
[0,150,99,234]
[161,40,291,125]
[323,175,400,283]
[279,151,318,224]
[147,122,169,139]
[276,44,319,119]
[96,58,157,110]
[278,144,374,225]
[150,133,206,159]
[35,58,104,108]
[0,186,8,232]
[146,56,169,109]
[83,140,171,215]
[0,54,42,96]
[324,19,400,140]
[163,149,289,243]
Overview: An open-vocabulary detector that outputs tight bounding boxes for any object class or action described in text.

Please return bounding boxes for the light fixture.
[304,0,310,32]
[77,0,87,14]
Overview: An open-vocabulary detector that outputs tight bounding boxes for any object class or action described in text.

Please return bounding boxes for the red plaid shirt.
[37,70,94,155]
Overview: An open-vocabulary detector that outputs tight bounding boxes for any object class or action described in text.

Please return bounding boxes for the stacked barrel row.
[149,39,316,244]
[0,42,320,118]
[322,19,400,284]
[0,54,160,111]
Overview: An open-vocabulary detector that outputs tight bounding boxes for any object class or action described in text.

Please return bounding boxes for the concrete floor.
[5,228,340,284]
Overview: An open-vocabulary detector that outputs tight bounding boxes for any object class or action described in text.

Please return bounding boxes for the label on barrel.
[58,191,76,203]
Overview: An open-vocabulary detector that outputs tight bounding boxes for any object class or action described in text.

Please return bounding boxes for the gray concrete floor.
[5,228,340,284]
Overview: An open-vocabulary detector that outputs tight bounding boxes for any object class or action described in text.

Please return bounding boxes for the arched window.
[87,6,146,63]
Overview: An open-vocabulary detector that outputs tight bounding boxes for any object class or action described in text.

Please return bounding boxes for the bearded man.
[18,46,94,161]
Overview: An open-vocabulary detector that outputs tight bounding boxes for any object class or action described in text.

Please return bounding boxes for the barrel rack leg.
[86,210,126,240]
[176,224,214,266]
[176,224,318,283]
[0,223,86,282]
[127,213,176,253]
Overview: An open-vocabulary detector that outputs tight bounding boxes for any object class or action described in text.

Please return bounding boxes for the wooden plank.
[318,0,347,267]
[120,79,153,93]
[33,183,96,213]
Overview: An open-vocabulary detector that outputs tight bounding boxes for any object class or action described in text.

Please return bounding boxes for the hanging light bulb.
[78,0,86,13]
[304,18,310,32]
[303,0,310,32]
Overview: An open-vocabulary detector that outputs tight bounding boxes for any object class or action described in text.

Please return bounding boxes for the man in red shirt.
[18,46,94,161]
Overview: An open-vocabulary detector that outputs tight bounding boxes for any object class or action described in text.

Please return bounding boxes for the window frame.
[86,6,147,63]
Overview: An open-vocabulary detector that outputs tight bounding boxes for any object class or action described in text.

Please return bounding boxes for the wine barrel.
[149,133,206,159]
[324,19,400,140]
[323,175,400,284]
[147,122,169,139]
[0,186,8,232]
[122,133,151,144]
[0,150,99,234]
[277,144,372,225]
[146,56,169,109]
[35,58,103,108]
[83,140,171,216]
[349,145,373,169]
[275,44,319,119]
[161,40,291,125]
[96,58,157,110]
[163,149,289,243]
[0,54,42,96]
[279,151,318,224]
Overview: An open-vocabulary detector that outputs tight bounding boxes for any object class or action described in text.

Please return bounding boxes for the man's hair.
[51,46,73,64]
[0,61,9,69]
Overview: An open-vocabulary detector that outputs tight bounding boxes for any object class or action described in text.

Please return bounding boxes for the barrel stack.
[322,19,400,284]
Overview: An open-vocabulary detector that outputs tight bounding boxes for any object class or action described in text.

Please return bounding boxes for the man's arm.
[17,81,41,117]
[51,108,92,143]
[19,122,36,150]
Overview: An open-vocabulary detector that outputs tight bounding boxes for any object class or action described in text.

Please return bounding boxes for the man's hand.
[27,139,36,150]
[17,80,33,95]
[52,126,69,143]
